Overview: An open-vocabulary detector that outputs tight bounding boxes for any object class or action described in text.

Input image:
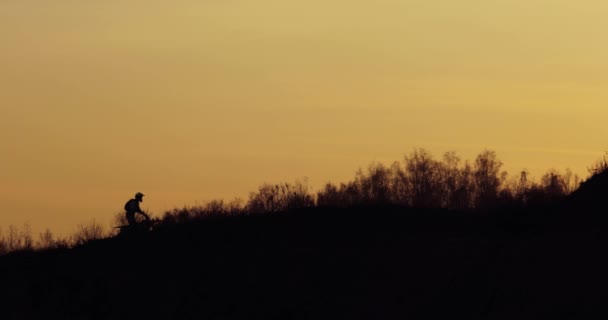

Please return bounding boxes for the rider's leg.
[126,211,137,226]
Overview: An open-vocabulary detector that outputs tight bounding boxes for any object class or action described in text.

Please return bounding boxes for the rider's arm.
[134,202,143,213]
[136,203,150,220]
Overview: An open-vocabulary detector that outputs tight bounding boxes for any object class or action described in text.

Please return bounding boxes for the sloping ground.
[0,206,606,319]
[565,170,608,211]
[552,169,608,230]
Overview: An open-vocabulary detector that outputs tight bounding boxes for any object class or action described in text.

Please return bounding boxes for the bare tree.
[21,223,33,250]
[540,169,568,198]
[588,152,608,176]
[226,198,246,215]
[389,161,409,205]
[6,225,22,252]
[37,228,55,249]
[317,182,342,207]
[73,219,107,246]
[473,150,504,209]
[247,178,315,213]
[356,162,392,205]
[404,148,441,208]
[439,151,461,208]
[562,168,581,194]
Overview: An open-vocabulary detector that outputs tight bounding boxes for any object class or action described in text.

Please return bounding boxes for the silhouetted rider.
[124,192,150,229]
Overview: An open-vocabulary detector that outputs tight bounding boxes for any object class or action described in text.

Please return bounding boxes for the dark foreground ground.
[0,205,607,320]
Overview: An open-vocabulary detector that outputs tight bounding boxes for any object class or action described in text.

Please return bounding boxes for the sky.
[2,0,608,237]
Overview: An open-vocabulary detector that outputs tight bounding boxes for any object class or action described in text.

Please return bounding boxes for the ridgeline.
[0,198,607,319]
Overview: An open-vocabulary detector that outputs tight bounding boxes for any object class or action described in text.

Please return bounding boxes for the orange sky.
[2,1,608,237]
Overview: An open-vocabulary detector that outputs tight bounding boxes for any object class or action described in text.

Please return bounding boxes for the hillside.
[0,204,606,319]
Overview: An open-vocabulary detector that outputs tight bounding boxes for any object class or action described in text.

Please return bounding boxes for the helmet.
[135,192,145,199]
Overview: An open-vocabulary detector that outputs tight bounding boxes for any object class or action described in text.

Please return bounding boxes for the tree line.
[0,148,593,255]
[168,148,583,219]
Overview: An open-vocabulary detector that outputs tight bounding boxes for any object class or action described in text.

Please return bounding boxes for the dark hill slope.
[555,169,608,229]
[567,170,608,211]
[0,206,606,319]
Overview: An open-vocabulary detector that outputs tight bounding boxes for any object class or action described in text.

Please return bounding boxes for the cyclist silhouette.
[124,192,150,231]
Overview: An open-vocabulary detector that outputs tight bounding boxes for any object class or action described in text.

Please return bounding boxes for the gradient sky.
[2,0,608,237]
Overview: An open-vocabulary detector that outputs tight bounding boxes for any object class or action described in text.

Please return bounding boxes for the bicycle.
[114,218,161,238]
